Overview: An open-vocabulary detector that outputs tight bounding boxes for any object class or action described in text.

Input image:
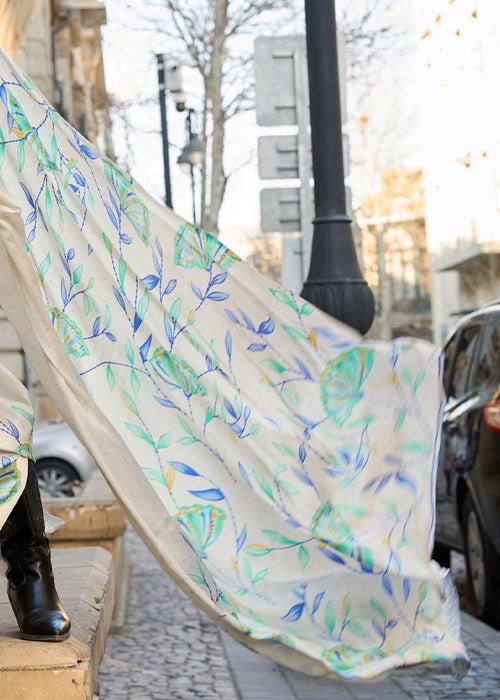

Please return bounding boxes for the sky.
[101,0,420,256]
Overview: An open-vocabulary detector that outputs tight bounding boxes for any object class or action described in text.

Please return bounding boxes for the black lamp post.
[177,108,204,224]
[301,0,375,334]
[157,54,173,209]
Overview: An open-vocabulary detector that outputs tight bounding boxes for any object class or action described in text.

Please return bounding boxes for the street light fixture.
[177,108,204,224]
[301,0,375,334]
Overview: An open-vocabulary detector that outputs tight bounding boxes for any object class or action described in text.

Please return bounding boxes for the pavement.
[97,529,500,700]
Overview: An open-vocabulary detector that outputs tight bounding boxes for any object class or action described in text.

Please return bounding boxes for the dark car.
[433,301,500,627]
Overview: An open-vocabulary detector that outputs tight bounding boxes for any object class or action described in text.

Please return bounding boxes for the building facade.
[357,169,432,341]
[417,0,500,342]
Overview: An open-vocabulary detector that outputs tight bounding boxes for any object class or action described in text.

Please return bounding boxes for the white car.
[32,421,97,498]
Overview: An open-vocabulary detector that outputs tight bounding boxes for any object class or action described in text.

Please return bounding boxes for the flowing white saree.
[0,48,469,679]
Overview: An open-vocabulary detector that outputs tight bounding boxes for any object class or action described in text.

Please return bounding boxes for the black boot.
[1,460,70,641]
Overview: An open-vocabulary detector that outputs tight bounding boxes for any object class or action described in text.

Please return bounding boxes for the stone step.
[44,469,129,633]
[0,546,114,700]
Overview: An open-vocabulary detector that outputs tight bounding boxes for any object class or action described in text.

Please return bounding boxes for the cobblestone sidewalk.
[97,529,500,700]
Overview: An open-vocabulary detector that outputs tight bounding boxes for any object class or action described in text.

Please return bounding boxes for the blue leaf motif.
[258,317,275,335]
[395,472,417,493]
[403,577,410,602]
[142,275,160,290]
[207,291,229,301]
[298,443,306,463]
[189,488,225,501]
[225,330,232,360]
[140,335,152,362]
[312,591,325,615]
[281,602,305,622]
[104,202,119,230]
[211,272,227,286]
[247,343,267,352]
[170,461,199,476]
[19,182,35,208]
[113,288,126,311]
[223,398,238,420]
[154,395,177,409]
[382,575,393,596]
[163,279,177,295]
[191,282,204,300]
[320,548,345,565]
[238,462,252,489]
[236,526,247,553]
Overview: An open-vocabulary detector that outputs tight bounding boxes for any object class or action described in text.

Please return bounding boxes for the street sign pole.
[157,54,172,209]
[301,0,374,333]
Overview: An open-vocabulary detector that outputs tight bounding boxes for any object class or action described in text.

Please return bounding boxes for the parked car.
[32,421,97,498]
[433,300,500,627]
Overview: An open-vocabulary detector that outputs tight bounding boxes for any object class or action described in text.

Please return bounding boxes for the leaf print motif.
[320,347,374,426]
[150,348,207,397]
[0,457,22,505]
[8,94,57,171]
[322,645,388,674]
[47,307,89,357]
[176,504,226,558]
[174,222,240,271]
[102,158,150,244]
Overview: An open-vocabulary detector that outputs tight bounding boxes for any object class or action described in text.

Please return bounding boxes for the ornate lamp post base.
[301,0,375,335]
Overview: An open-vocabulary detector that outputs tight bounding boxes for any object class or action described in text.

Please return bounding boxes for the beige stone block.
[0,546,114,699]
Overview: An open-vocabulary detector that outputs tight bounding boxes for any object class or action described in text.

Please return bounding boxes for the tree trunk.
[205,0,228,233]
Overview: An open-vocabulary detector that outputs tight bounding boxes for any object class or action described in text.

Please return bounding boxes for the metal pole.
[301,0,374,334]
[157,54,173,208]
[187,109,197,224]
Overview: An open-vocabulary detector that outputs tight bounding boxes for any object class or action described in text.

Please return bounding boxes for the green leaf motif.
[347,620,366,638]
[118,256,126,291]
[413,371,425,393]
[298,544,310,570]
[122,390,139,416]
[394,409,407,432]
[170,297,181,323]
[252,469,275,502]
[44,183,52,221]
[125,338,135,365]
[320,347,374,426]
[130,368,140,397]
[370,598,387,621]
[396,441,429,454]
[72,264,83,285]
[156,433,171,449]
[324,601,336,634]
[138,289,149,320]
[124,422,154,445]
[246,545,272,557]
[252,568,268,584]
[261,359,287,374]
[38,253,50,281]
[106,364,115,392]
[263,529,301,546]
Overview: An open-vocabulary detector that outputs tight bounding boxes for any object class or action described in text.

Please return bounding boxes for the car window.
[448,325,480,400]
[476,321,500,388]
[442,333,459,395]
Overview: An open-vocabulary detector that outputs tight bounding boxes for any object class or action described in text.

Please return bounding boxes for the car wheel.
[36,458,81,498]
[432,541,451,568]
[462,494,500,628]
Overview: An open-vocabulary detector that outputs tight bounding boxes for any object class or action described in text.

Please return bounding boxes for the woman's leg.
[0,459,70,641]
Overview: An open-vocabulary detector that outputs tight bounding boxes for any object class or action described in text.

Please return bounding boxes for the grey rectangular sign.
[260,187,301,233]
[254,36,305,127]
[258,135,299,179]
